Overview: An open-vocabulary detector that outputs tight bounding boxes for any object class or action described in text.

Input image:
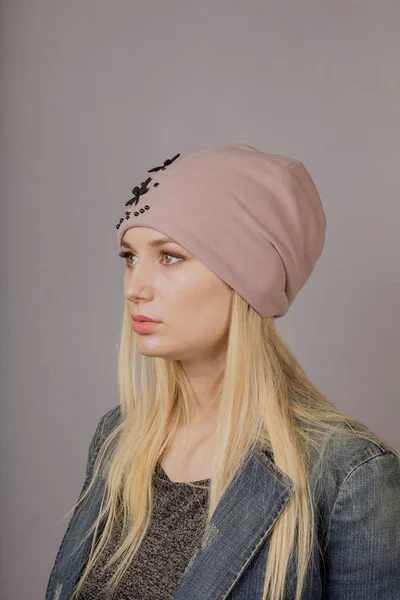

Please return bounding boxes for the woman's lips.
[132,320,161,334]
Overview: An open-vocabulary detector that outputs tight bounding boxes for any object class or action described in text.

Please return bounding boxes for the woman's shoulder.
[326,419,396,467]
[98,403,122,434]
[310,419,399,512]
[88,404,122,465]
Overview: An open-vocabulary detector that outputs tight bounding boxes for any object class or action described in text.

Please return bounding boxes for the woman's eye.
[162,252,181,265]
[118,251,183,268]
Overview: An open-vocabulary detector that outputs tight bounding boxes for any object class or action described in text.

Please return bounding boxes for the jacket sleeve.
[324,450,400,599]
[44,411,109,600]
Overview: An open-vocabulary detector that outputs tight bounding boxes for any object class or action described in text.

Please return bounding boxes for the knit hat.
[116,143,326,318]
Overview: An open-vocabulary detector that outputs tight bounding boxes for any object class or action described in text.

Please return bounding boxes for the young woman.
[45,143,400,600]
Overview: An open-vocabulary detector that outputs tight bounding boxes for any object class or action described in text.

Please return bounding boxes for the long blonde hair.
[68,291,396,600]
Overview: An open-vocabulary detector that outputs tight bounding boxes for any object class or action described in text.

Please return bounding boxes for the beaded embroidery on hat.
[115,153,180,229]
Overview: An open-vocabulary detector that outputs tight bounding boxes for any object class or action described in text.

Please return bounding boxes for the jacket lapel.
[174,443,295,600]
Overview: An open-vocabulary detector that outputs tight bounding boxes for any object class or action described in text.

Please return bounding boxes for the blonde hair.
[68,291,396,600]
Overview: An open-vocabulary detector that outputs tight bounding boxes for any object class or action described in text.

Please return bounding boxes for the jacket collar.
[174,442,295,600]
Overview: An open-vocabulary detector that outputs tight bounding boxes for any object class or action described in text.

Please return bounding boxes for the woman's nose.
[124,260,154,299]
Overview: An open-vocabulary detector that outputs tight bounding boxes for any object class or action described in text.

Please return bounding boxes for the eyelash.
[118,250,184,269]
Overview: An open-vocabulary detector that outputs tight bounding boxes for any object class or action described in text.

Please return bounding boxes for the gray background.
[1,1,399,598]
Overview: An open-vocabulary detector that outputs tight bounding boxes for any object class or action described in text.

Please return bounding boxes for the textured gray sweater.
[78,462,211,599]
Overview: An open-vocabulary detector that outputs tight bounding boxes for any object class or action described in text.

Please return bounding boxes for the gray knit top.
[77,461,211,599]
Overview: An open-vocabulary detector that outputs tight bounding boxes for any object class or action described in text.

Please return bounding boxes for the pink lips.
[131,314,162,334]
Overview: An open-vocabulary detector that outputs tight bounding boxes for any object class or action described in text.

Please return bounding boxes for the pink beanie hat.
[116,143,326,319]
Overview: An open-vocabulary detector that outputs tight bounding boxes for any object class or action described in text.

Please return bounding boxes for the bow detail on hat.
[148,153,180,173]
[125,177,152,208]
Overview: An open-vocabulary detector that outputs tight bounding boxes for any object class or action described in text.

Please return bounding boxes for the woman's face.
[120,227,233,361]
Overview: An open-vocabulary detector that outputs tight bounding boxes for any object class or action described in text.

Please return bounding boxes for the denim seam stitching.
[254,446,295,491]
[330,449,390,520]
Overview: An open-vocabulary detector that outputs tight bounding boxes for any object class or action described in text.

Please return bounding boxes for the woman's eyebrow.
[120,236,179,250]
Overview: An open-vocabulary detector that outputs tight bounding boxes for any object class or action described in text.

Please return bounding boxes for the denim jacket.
[45,405,400,599]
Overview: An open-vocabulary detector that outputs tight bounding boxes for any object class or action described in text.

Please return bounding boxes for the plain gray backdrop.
[1,1,399,598]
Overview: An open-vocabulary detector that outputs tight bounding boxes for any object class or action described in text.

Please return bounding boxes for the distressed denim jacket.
[45,405,400,599]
